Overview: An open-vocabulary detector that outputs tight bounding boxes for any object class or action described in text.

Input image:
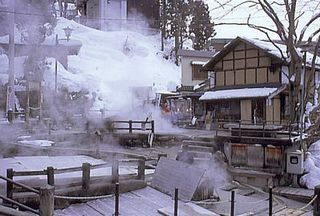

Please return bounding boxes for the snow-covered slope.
[44,18,180,112]
[300,140,320,189]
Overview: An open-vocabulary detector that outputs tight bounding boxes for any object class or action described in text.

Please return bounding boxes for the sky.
[205,0,320,40]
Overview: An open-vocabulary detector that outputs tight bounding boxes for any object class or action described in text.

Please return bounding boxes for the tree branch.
[298,12,320,44]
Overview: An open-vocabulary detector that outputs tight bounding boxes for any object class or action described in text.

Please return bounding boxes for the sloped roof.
[177,49,215,58]
[199,87,278,101]
[203,37,320,70]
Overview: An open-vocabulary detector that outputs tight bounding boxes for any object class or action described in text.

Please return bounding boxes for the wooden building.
[200,37,320,125]
[170,49,215,125]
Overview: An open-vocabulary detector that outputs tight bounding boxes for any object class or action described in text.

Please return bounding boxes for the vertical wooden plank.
[314,185,320,216]
[47,167,54,186]
[112,160,119,183]
[151,120,155,133]
[138,159,145,180]
[6,169,14,200]
[129,120,132,133]
[82,163,91,191]
[39,185,54,216]
[174,188,178,216]
[114,182,120,216]
[269,187,273,216]
[230,190,235,216]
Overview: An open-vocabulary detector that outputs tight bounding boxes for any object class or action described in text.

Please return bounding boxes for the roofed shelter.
[0,36,82,120]
[201,37,320,125]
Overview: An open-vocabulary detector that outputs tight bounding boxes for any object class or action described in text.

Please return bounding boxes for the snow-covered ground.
[44,18,180,112]
[300,140,320,189]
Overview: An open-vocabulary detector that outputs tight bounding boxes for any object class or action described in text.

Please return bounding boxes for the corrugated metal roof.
[177,49,216,58]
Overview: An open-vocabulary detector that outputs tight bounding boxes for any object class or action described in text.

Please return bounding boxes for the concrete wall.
[181,56,211,87]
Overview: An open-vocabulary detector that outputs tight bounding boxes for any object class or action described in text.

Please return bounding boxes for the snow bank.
[45,18,180,113]
[300,140,320,189]
[18,139,55,147]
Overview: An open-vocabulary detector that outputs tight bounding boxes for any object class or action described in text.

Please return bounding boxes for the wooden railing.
[6,159,146,195]
[1,158,146,215]
[113,120,155,133]
[213,119,297,141]
[0,175,42,215]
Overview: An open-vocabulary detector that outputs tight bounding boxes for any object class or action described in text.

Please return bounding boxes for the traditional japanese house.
[200,37,320,186]
[171,49,215,126]
[201,37,320,126]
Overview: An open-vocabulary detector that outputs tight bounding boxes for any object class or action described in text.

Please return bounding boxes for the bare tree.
[212,0,320,126]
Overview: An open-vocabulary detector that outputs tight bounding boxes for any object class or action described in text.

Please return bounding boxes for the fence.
[1,175,320,216]
[214,119,296,136]
[113,120,155,134]
[0,158,145,215]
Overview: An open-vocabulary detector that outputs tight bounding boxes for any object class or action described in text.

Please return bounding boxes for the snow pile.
[18,139,55,147]
[300,140,320,189]
[43,18,180,113]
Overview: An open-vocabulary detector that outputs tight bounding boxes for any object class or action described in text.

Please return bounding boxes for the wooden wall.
[213,42,280,88]
[240,100,252,123]
[266,97,281,124]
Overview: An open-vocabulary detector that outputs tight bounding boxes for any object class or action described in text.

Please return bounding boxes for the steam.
[41,16,180,130]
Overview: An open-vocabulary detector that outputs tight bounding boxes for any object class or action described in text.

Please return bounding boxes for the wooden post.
[238,120,241,137]
[174,188,178,216]
[129,120,132,133]
[151,120,155,133]
[269,187,272,216]
[314,185,320,216]
[263,121,265,137]
[215,118,218,136]
[48,121,51,135]
[6,169,14,200]
[25,81,30,123]
[47,167,54,186]
[39,185,54,216]
[112,160,119,183]
[138,159,145,180]
[114,182,120,216]
[230,190,235,216]
[82,163,91,191]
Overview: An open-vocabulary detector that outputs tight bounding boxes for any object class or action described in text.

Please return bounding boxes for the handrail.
[0,175,40,194]
[12,159,141,178]
[0,194,39,215]
[214,118,298,139]
[112,120,155,133]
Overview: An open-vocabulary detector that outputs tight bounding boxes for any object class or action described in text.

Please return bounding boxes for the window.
[192,65,207,80]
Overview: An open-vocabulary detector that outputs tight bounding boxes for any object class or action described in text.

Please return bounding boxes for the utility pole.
[55,34,58,93]
[7,0,15,118]
[173,0,179,65]
[161,0,166,51]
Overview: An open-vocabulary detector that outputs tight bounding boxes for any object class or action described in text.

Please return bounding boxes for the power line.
[0,8,270,23]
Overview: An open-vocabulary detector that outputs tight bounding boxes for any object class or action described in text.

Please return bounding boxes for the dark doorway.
[252,98,265,124]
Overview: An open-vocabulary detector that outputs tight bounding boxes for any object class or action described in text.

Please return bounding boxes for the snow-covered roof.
[199,87,278,100]
[204,37,320,70]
